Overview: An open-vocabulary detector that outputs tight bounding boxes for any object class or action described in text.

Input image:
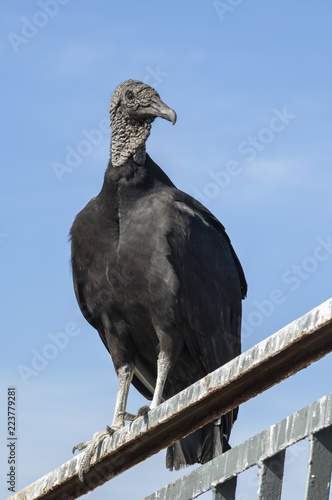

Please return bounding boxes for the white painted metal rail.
[9,297,332,499]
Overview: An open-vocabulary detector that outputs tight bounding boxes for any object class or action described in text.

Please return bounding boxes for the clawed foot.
[72,406,150,481]
[73,427,115,482]
[119,404,150,422]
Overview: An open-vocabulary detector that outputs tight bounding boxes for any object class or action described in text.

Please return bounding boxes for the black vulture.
[70,79,247,480]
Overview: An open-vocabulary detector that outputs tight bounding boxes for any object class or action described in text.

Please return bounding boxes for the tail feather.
[166,414,232,471]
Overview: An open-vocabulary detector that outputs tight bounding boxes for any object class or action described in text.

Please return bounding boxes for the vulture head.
[109,79,176,167]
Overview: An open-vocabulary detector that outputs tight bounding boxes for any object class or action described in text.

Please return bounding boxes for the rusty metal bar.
[144,395,332,500]
[9,298,332,500]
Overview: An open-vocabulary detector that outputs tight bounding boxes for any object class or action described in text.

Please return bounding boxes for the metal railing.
[145,393,332,499]
[9,297,332,500]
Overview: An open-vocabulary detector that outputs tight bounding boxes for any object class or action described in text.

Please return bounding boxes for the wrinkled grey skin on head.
[109,79,176,167]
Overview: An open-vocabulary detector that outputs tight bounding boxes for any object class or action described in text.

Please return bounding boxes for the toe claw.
[72,441,89,454]
[105,425,116,434]
[137,404,150,417]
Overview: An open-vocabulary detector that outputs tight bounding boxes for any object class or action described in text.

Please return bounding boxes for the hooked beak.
[145,98,177,125]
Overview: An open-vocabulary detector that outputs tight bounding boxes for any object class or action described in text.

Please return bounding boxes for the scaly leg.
[122,351,170,421]
[151,351,170,409]
[73,363,134,482]
[110,363,135,428]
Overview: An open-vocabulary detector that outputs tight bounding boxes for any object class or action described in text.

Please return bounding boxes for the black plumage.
[70,80,247,476]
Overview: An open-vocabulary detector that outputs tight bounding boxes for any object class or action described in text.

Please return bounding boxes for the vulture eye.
[126,91,135,101]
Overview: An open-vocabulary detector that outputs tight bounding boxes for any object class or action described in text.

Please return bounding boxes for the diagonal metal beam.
[9,298,332,500]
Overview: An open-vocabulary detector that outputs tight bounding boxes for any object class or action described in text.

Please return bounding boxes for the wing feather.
[167,195,244,373]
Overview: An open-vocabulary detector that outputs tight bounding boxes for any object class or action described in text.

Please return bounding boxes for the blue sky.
[1,1,332,498]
